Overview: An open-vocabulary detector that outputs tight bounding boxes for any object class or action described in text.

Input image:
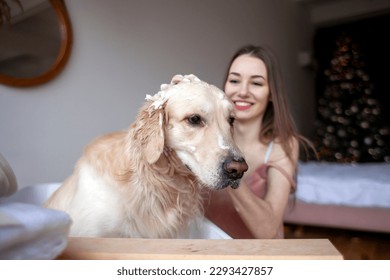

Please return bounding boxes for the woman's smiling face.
[224,54,270,122]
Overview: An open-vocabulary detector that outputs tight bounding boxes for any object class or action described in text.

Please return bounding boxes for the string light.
[315,32,390,163]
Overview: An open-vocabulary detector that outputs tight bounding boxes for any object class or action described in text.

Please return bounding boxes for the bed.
[284,161,390,233]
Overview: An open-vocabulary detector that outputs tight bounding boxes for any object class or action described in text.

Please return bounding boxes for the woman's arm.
[227,139,299,239]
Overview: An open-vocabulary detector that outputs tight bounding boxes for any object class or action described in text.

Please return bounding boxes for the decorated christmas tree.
[314,32,390,163]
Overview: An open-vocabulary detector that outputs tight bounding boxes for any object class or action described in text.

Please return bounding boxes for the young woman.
[205,45,313,239]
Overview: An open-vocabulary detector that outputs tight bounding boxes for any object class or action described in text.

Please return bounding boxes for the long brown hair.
[224,45,314,162]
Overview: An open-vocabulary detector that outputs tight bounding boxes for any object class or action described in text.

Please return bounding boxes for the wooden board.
[59,238,343,260]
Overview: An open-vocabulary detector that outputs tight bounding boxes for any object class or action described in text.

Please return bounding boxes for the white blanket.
[0,202,71,259]
[297,161,390,208]
[0,183,71,259]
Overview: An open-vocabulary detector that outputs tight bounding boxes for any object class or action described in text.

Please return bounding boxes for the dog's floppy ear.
[133,103,166,165]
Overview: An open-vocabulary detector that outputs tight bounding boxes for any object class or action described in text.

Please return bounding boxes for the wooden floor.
[284,224,390,260]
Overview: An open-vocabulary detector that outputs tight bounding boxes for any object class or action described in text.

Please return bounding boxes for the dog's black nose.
[223,157,248,180]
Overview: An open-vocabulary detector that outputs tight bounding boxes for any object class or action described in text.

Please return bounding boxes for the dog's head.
[133,74,248,190]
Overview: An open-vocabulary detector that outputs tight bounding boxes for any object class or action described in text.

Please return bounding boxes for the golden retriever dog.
[46,74,248,238]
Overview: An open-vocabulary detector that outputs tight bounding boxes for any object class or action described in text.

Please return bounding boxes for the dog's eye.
[187,114,204,126]
[229,116,235,127]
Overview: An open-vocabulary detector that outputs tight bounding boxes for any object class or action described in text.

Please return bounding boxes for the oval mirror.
[0,0,72,87]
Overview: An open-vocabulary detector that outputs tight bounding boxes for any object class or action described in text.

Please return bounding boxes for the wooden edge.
[58,238,343,260]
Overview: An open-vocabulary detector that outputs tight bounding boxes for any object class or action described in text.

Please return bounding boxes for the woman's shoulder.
[267,138,299,189]
[269,136,299,166]
[272,136,299,154]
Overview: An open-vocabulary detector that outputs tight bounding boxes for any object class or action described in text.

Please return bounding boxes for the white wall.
[0,0,315,188]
